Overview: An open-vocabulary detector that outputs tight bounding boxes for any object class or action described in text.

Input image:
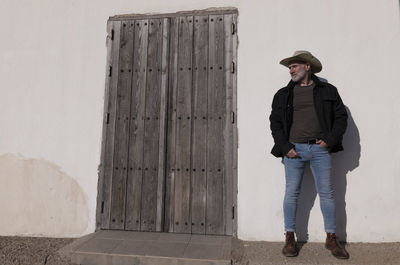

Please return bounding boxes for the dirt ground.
[0,236,74,265]
[1,236,400,265]
[232,238,400,265]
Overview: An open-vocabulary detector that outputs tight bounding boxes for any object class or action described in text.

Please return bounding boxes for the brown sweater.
[289,83,323,142]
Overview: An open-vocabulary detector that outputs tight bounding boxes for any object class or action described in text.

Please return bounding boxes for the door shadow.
[295,106,360,242]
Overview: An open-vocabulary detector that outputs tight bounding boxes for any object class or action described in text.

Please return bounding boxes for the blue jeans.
[283,143,336,233]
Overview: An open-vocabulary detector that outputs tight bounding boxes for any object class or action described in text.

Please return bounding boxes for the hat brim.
[280,54,322,73]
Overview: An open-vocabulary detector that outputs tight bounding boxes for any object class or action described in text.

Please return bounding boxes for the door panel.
[110,20,135,229]
[103,18,169,231]
[98,20,121,230]
[223,13,235,235]
[165,14,234,235]
[156,18,170,232]
[205,14,226,235]
[173,15,194,233]
[190,15,209,234]
[164,17,179,233]
[140,18,164,232]
[125,19,148,231]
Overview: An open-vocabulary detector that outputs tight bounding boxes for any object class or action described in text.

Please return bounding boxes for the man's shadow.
[295,105,360,243]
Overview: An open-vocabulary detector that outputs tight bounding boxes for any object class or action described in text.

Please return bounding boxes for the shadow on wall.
[295,106,361,242]
[0,153,89,237]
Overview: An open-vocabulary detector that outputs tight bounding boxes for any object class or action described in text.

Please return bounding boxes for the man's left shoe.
[282,232,298,257]
[325,233,349,259]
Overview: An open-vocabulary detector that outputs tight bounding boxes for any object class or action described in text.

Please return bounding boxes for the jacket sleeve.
[323,87,348,147]
[269,93,294,157]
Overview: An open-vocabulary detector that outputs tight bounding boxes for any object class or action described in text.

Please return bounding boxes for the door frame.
[96,7,238,236]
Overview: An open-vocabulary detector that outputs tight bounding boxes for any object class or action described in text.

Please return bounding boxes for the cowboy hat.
[280,50,322,73]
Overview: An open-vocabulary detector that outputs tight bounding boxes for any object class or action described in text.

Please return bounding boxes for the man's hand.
[286,148,300,158]
[316,139,328,148]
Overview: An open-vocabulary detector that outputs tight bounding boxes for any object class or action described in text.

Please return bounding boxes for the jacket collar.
[285,74,322,91]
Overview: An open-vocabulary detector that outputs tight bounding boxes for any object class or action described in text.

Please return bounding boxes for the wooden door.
[97,9,238,236]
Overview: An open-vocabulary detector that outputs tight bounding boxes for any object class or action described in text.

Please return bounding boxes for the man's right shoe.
[282,232,298,257]
[325,233,349,259]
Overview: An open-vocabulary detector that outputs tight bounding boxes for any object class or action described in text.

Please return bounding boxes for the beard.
[291,67,307,82]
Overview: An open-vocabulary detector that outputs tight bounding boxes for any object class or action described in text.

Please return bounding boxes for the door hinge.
[111,29,115,40]
[232,205,235,219]
[231,111,235,124]
[231,23,236,35]
[231,61,235,74]
[106,113,110,124]
[109,66,112,77]
[237,129,239,148]
[101,201,104,213]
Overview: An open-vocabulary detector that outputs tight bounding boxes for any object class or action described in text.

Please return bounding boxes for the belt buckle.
[307,139,317,144]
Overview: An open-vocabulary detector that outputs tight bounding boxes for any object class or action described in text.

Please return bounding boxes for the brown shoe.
[325,233,349,259]
[282,232,298,257]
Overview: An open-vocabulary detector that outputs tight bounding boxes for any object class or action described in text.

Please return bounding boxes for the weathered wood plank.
[173,15,193,233]
[125,19,148,231]
[164,17,179,232]
[110,21,135,229]
[156,17,170,232]
[223,14,234,236]
[140,18,163,232]
[190,15,209,234]
[97,20,121,230]
[206,14,225,235]
[231,13,238,237]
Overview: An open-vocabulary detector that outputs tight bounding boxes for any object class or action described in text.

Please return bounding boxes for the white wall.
[0,0,399,241]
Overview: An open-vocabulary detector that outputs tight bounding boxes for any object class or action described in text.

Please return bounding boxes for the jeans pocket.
[316,144,329,152]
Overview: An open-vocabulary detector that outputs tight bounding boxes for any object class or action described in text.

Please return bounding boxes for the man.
[269,50,349,259]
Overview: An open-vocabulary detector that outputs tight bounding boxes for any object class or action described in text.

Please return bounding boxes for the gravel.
[0,236,74,265]
[233,239,400,265]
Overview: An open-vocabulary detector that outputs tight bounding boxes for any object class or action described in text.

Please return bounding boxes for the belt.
[299,139,319,144]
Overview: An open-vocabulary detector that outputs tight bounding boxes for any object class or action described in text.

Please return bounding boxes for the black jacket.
[269,74,348,157]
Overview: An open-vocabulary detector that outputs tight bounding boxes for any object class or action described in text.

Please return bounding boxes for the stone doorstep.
[73,252,231,265]
[59,231,233,265]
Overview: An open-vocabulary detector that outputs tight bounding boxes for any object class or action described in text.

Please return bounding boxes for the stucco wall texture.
[0,154,88,237]
[0,0,399,242]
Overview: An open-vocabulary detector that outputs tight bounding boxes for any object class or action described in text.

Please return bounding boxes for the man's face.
[288,62,310,82]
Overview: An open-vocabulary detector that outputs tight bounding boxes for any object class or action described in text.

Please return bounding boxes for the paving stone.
[158,232,192,243]
[111,255,230,265]
[147,241,188,258]
[76,238,122,254]
[73,252,113,265]
[220,241,232,259]
[190,234,231,245]
[96,230,129,239]
[184,243,223,260]
[110,240,149,256]
[98,230,161,241]
[123,231,161,241]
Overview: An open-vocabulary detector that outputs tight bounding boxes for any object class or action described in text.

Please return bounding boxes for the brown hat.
[280,50,322,73]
